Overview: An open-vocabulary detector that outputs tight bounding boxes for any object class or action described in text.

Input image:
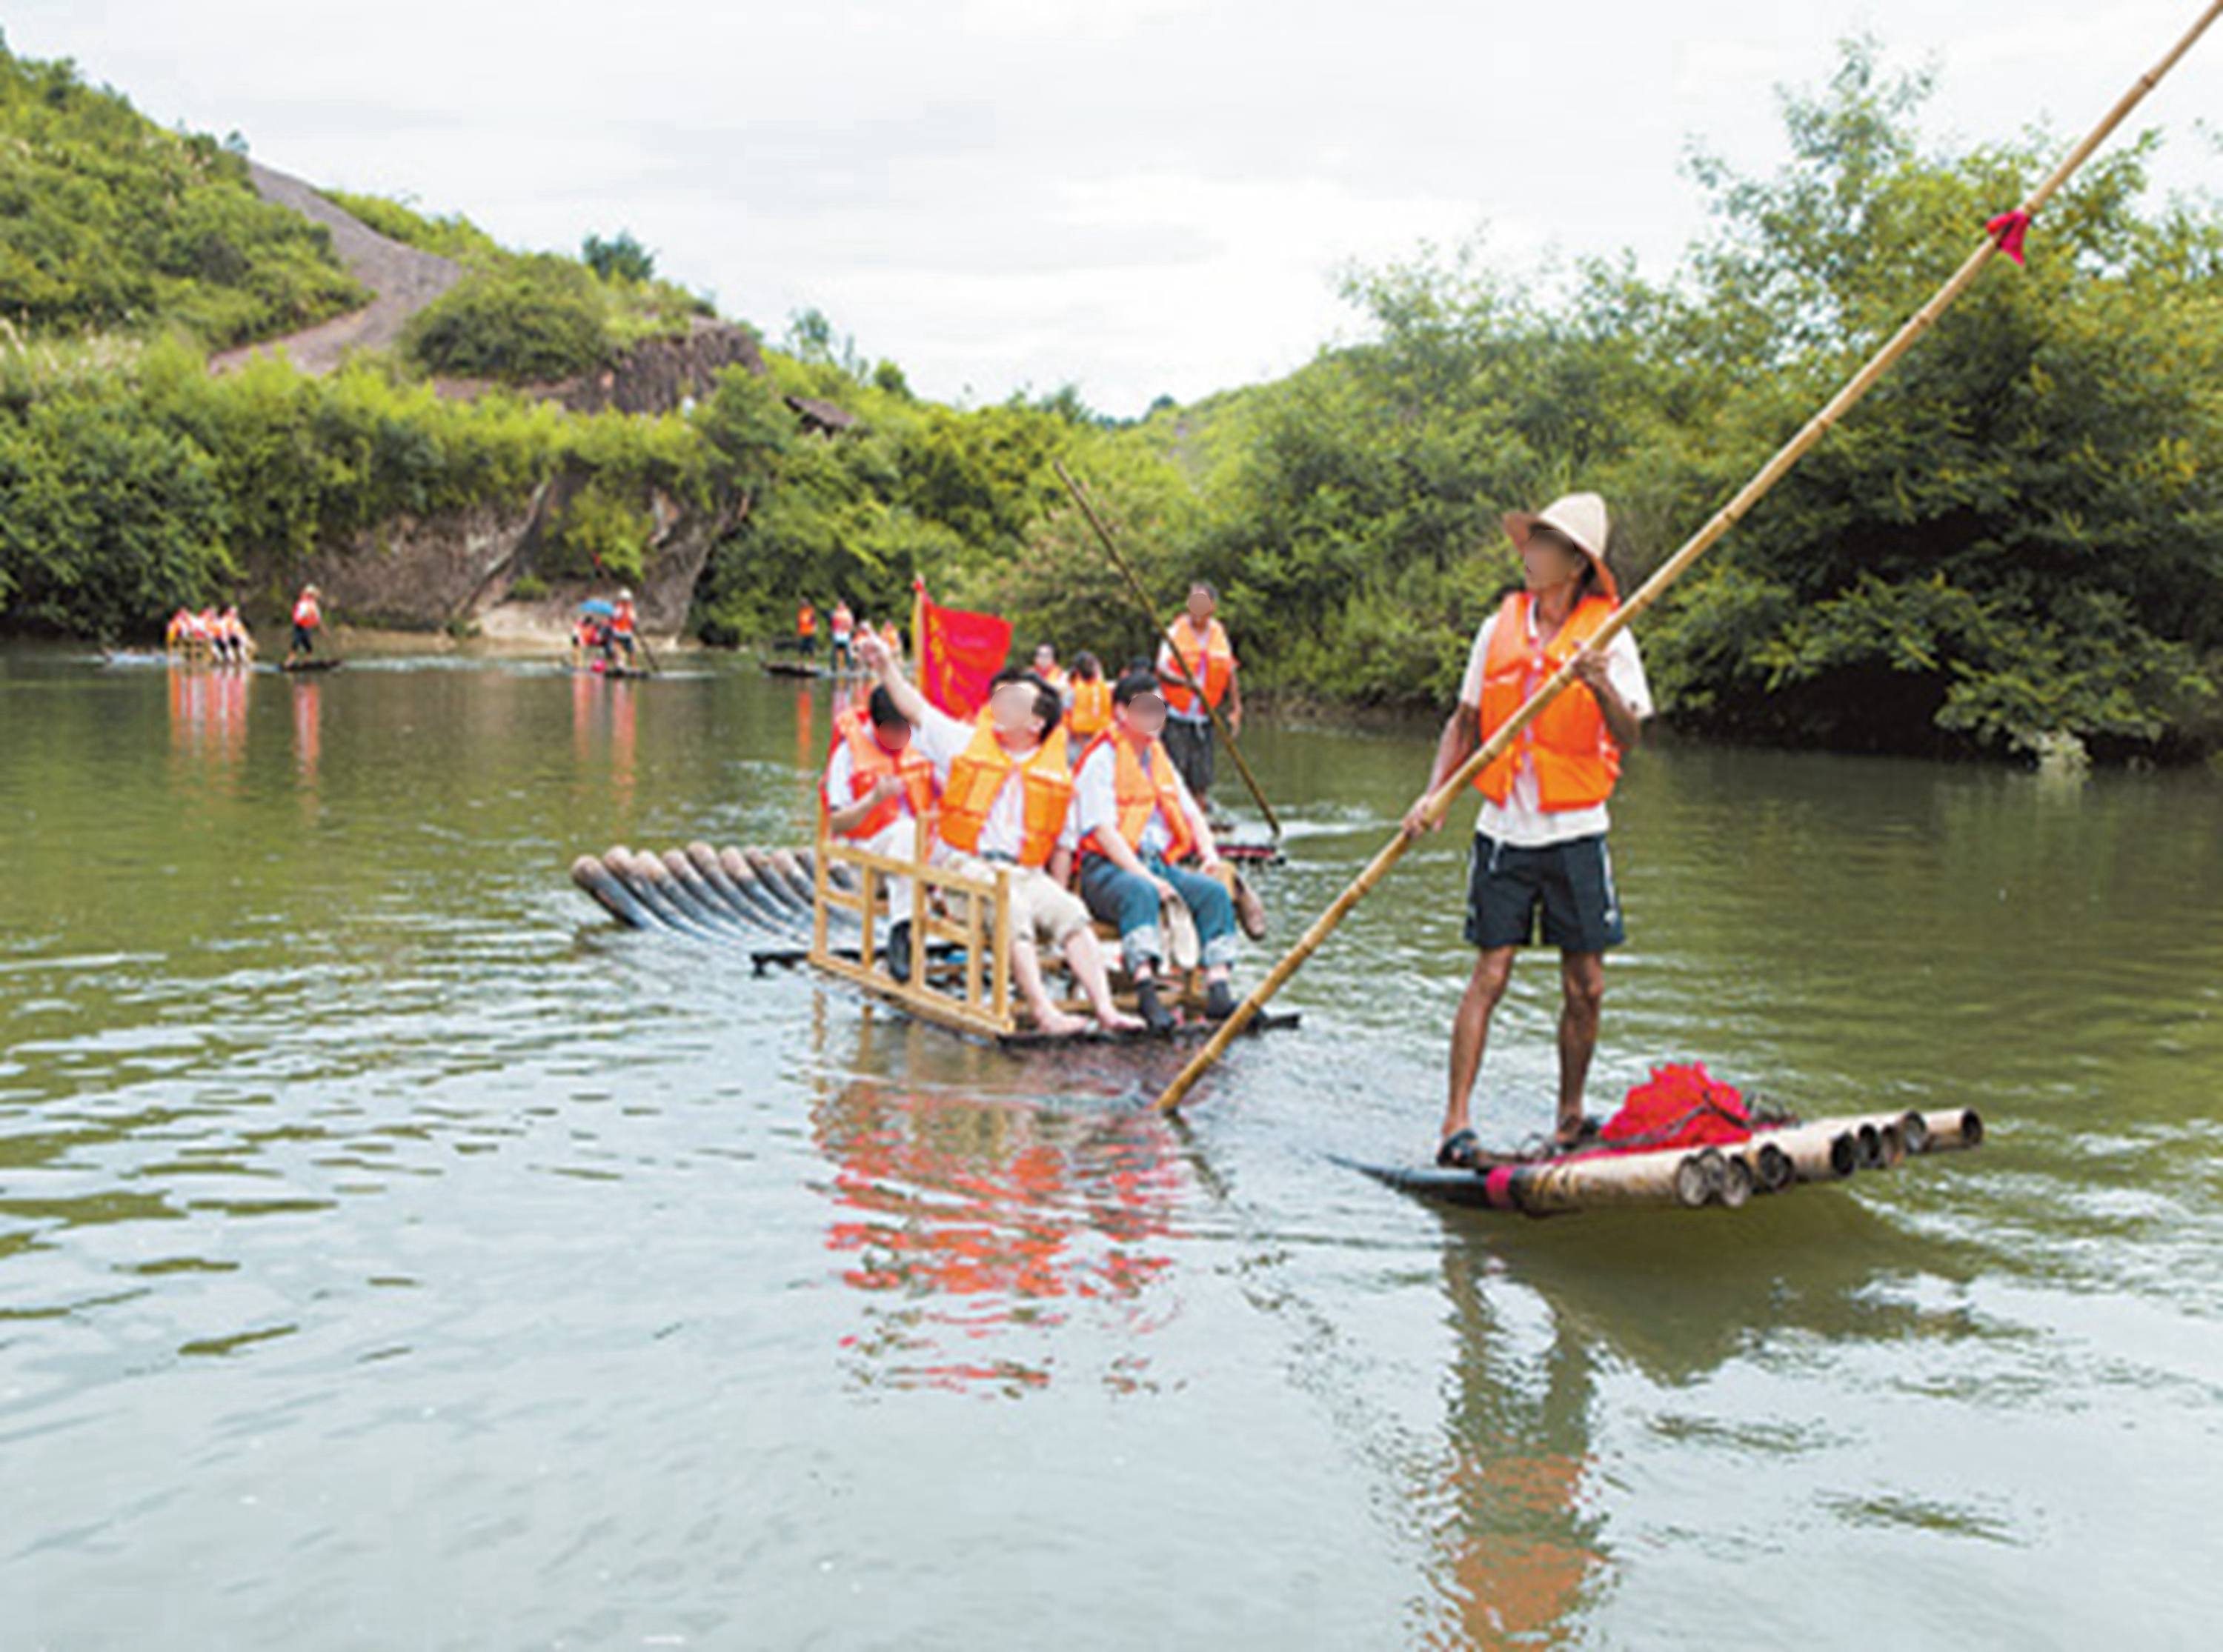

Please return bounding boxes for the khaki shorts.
[937,851,1093,950]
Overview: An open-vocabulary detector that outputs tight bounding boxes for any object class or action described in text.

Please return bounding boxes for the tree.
[581,229,655,284]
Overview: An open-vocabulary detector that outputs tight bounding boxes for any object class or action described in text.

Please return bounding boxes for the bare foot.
[1096,1009,1146,1034]
[1034,1009,1091,1037]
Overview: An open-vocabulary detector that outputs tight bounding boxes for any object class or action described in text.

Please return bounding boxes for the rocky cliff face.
[288,470,748,639]
[549,318,765,415]
[265,310,766,640]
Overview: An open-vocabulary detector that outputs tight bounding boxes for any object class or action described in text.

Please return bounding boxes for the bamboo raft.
[1343,1108,1983,1218]
[570,839,1297,1047]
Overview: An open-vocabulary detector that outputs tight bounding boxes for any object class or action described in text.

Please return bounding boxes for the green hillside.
[0,37,362,347]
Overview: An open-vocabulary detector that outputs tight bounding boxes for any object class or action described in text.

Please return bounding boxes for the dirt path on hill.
[209,161,462,376]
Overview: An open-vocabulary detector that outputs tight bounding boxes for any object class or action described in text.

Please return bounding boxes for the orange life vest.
[1079,732,1196,864]
[1473,590,1622,811]
[831,603,853,639]
[937,713,1073,868]
[797,604,817,638]
[880,622,900,654]
[1067,676,1112,739]
[293,593,320,628]
[1160,615,1233,717]
[612,602,636,636]
[824,707,937,840]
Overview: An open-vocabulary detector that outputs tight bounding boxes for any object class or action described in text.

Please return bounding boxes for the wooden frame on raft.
[808,836,1018,1039]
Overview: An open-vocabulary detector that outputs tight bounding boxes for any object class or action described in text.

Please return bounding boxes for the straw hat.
[1504,493,1616,601]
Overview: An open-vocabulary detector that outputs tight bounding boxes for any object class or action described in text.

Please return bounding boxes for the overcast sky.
[10,1,2218,414]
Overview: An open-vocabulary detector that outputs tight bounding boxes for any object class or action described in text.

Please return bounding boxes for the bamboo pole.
[1153,1,2223,1115]
[1051,459,1283,837]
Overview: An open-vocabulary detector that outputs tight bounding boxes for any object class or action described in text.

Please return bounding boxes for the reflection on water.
[4,646,2222,1648]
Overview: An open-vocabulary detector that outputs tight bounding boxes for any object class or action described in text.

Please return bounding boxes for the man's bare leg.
[1443,946,1517,1142]
[1012,937,1089,1036]
[1555,950,1606,1142]
[1063,930,1143,1033]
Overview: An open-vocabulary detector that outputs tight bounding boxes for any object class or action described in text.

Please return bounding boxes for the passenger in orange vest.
[285,585,322,667]
[797,601,819,658]
[1154,581,1242,810]
[821,684,938,976]
[854,632,1142,1036]
[1400,493,1652,1166]
[830,600,855,670]
[1074,671,1240,1034]
[1030,642,1069,699]
[1065,651,1112,754]
[213,604,253,665]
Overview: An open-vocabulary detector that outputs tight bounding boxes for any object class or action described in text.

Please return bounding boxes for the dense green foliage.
[0,39,362,347]
[0,333,755,636]
[934,41,2223,759]
[403,255,613,383]
[399,244,710,385]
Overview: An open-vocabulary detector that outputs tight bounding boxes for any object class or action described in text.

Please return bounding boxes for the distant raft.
[1343,1108,1983,1218]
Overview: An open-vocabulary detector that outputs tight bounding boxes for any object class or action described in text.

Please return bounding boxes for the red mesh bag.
[1601,1062,1752,1151]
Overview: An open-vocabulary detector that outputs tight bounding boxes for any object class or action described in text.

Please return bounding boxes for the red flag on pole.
[911,576,1011,718]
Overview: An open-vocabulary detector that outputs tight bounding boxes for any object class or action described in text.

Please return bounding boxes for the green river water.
[4,645,2221,1649]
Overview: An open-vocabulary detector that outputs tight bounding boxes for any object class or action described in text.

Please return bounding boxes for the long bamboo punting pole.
[1153,2,2223,1115]
[1051,459,1283,838]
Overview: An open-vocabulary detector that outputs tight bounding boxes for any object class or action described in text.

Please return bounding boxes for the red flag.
[1986,208,2032,265]
[911,576,1011,717]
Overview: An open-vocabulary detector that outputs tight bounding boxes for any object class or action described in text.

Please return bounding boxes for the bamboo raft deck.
[569,839,1297,1048]
[1342,1108,1983,1218]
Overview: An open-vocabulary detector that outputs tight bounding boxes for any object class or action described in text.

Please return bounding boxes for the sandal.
[1435,1128,1485,1170]
[1551,1114,1604,1153]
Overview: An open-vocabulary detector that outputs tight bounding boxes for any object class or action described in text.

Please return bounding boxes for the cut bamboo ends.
[1369,1107,1985,1217]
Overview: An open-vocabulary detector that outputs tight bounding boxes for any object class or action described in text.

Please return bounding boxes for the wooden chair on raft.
[808,838,1232,1034]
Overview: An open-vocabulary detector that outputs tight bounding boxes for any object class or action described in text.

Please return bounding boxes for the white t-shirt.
[1456,602,1652,847]
[1074,738,1210,859]
[823,736,925,827]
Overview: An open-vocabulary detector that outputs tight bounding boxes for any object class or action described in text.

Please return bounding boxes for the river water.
[4,647,2220,1649]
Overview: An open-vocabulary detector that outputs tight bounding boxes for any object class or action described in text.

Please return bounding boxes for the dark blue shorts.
[1464,832,1625,953]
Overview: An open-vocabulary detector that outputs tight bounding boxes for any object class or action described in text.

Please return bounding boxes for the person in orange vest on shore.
[854,631,1141,1037]
[1154,581,1242,812]
[165,607,195,656]
[285,585,321,667]
[1075,671,1240,1034]
[797,601,819,658]
[1065,651,1112,753]
[821,683,938,976]
[829,600,854,671]
[610,588,639,663]
[1400,493,1652,1167]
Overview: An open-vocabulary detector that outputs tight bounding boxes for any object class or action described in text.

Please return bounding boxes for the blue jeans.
[1080,852,1237,975]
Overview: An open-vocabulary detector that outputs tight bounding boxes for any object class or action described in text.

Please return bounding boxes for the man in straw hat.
[1401,492,1652,1166]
